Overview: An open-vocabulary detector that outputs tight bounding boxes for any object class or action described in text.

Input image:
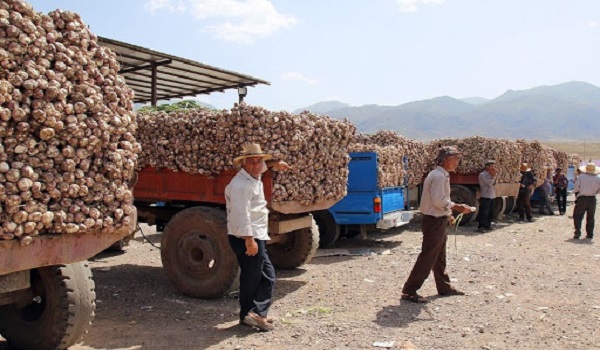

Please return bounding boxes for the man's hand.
[270,160,290,172]
[244,237,258,256]
[448,215,456,226]
[452,203,474,214]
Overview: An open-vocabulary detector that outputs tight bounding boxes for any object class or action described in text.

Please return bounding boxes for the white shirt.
[419,166,455,217]
[574,173,600,197]
[225,168,270,240]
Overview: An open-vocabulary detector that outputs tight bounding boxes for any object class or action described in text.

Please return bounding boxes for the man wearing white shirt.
[477,160,497,233]
[573,163,600,239]
[401,146,473,303]
[225,144,288,331]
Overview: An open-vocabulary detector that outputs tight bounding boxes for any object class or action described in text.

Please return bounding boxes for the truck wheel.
[492,197,505,220]
[0,262,96,350]
[268,219,319,270]
[504,196,516,214]
[161,206,239,299]
[313,210,340,248]
[450,185,477,225]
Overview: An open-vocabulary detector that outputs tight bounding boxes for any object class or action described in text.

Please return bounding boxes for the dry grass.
[542,140,600,162]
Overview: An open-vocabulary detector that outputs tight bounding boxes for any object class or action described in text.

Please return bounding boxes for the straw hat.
[519,163,531,172]
[579,162,600,175]
[233,143,272,166]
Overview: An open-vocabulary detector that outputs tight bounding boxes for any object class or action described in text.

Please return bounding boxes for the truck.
[0,211,137,350]
[132,166,334,299]
[311,152,414,247]
[447,173,520,224]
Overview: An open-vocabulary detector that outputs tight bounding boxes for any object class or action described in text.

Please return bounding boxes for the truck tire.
[267,219,319,270]
[492,197,506,220]
[161,206,239,299]
[0,262,96,350]
[504,196,516,214]
[450,185,477,225]
[313,210,340,248]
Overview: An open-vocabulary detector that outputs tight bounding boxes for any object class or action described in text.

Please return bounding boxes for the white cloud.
[588,20,598,27]
[395,0,445,13]
[144,0,296,44]
[144,0,186,14]
[282,72,318,85]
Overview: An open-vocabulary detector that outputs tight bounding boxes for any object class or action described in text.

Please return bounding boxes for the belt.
[577,195,596,198]
[423,214,449,220]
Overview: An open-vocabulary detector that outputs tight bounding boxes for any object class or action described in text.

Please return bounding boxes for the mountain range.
[293,81,600,141]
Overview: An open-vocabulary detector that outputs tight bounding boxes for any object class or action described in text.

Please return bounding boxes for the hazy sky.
[27,0,600,111]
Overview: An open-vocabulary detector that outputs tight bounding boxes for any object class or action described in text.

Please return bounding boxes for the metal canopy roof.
[97,36,270,106]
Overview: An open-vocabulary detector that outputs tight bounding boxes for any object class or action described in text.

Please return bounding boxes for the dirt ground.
[2,194,600,350]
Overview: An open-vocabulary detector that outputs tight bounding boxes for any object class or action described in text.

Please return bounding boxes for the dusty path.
[2,195,599,350]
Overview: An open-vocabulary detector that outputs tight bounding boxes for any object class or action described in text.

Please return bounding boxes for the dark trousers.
[555,188,567,214]
[478,197,494,229]
[228,236,275,321]
[402,215,453,295]
[573,196,597,238]
[537,189,554,215]
[516,189,532,220]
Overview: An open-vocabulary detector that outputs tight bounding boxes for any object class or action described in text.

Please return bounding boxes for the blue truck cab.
[312,152,414,248]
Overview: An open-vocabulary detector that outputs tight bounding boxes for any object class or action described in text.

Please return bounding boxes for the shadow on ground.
[54,263,307,350]
[375,301,433,328]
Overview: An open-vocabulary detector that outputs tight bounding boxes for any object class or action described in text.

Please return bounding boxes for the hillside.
[295,81,600,141]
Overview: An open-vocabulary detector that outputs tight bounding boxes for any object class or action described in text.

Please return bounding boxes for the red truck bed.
[450,172,519,198]
[134,166,274,206]
[134,166,337,214]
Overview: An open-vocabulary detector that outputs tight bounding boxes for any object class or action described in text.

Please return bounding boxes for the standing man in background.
[553,167,568,215]
[477,160,497,233]
[401,146,473,303]
[537,167,555,216]
[572,163,600,240]
[225,143,289,331]
[516,163,537,222]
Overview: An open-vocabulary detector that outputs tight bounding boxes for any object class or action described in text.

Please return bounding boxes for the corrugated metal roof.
[97,36,270,105]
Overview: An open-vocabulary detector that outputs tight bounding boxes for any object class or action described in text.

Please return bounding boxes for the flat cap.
[434,146,463,164]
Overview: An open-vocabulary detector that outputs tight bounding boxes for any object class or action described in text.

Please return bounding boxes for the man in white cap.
[572,162,600,239]
[225,143,289,331]
[401,146,474,303]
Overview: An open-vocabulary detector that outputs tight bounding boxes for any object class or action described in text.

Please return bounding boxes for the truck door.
[328,152,380,225]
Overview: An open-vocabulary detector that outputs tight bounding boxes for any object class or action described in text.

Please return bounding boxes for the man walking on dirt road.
[401,146,473,303]
[225,143,289,331]
[572,163,600,239]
